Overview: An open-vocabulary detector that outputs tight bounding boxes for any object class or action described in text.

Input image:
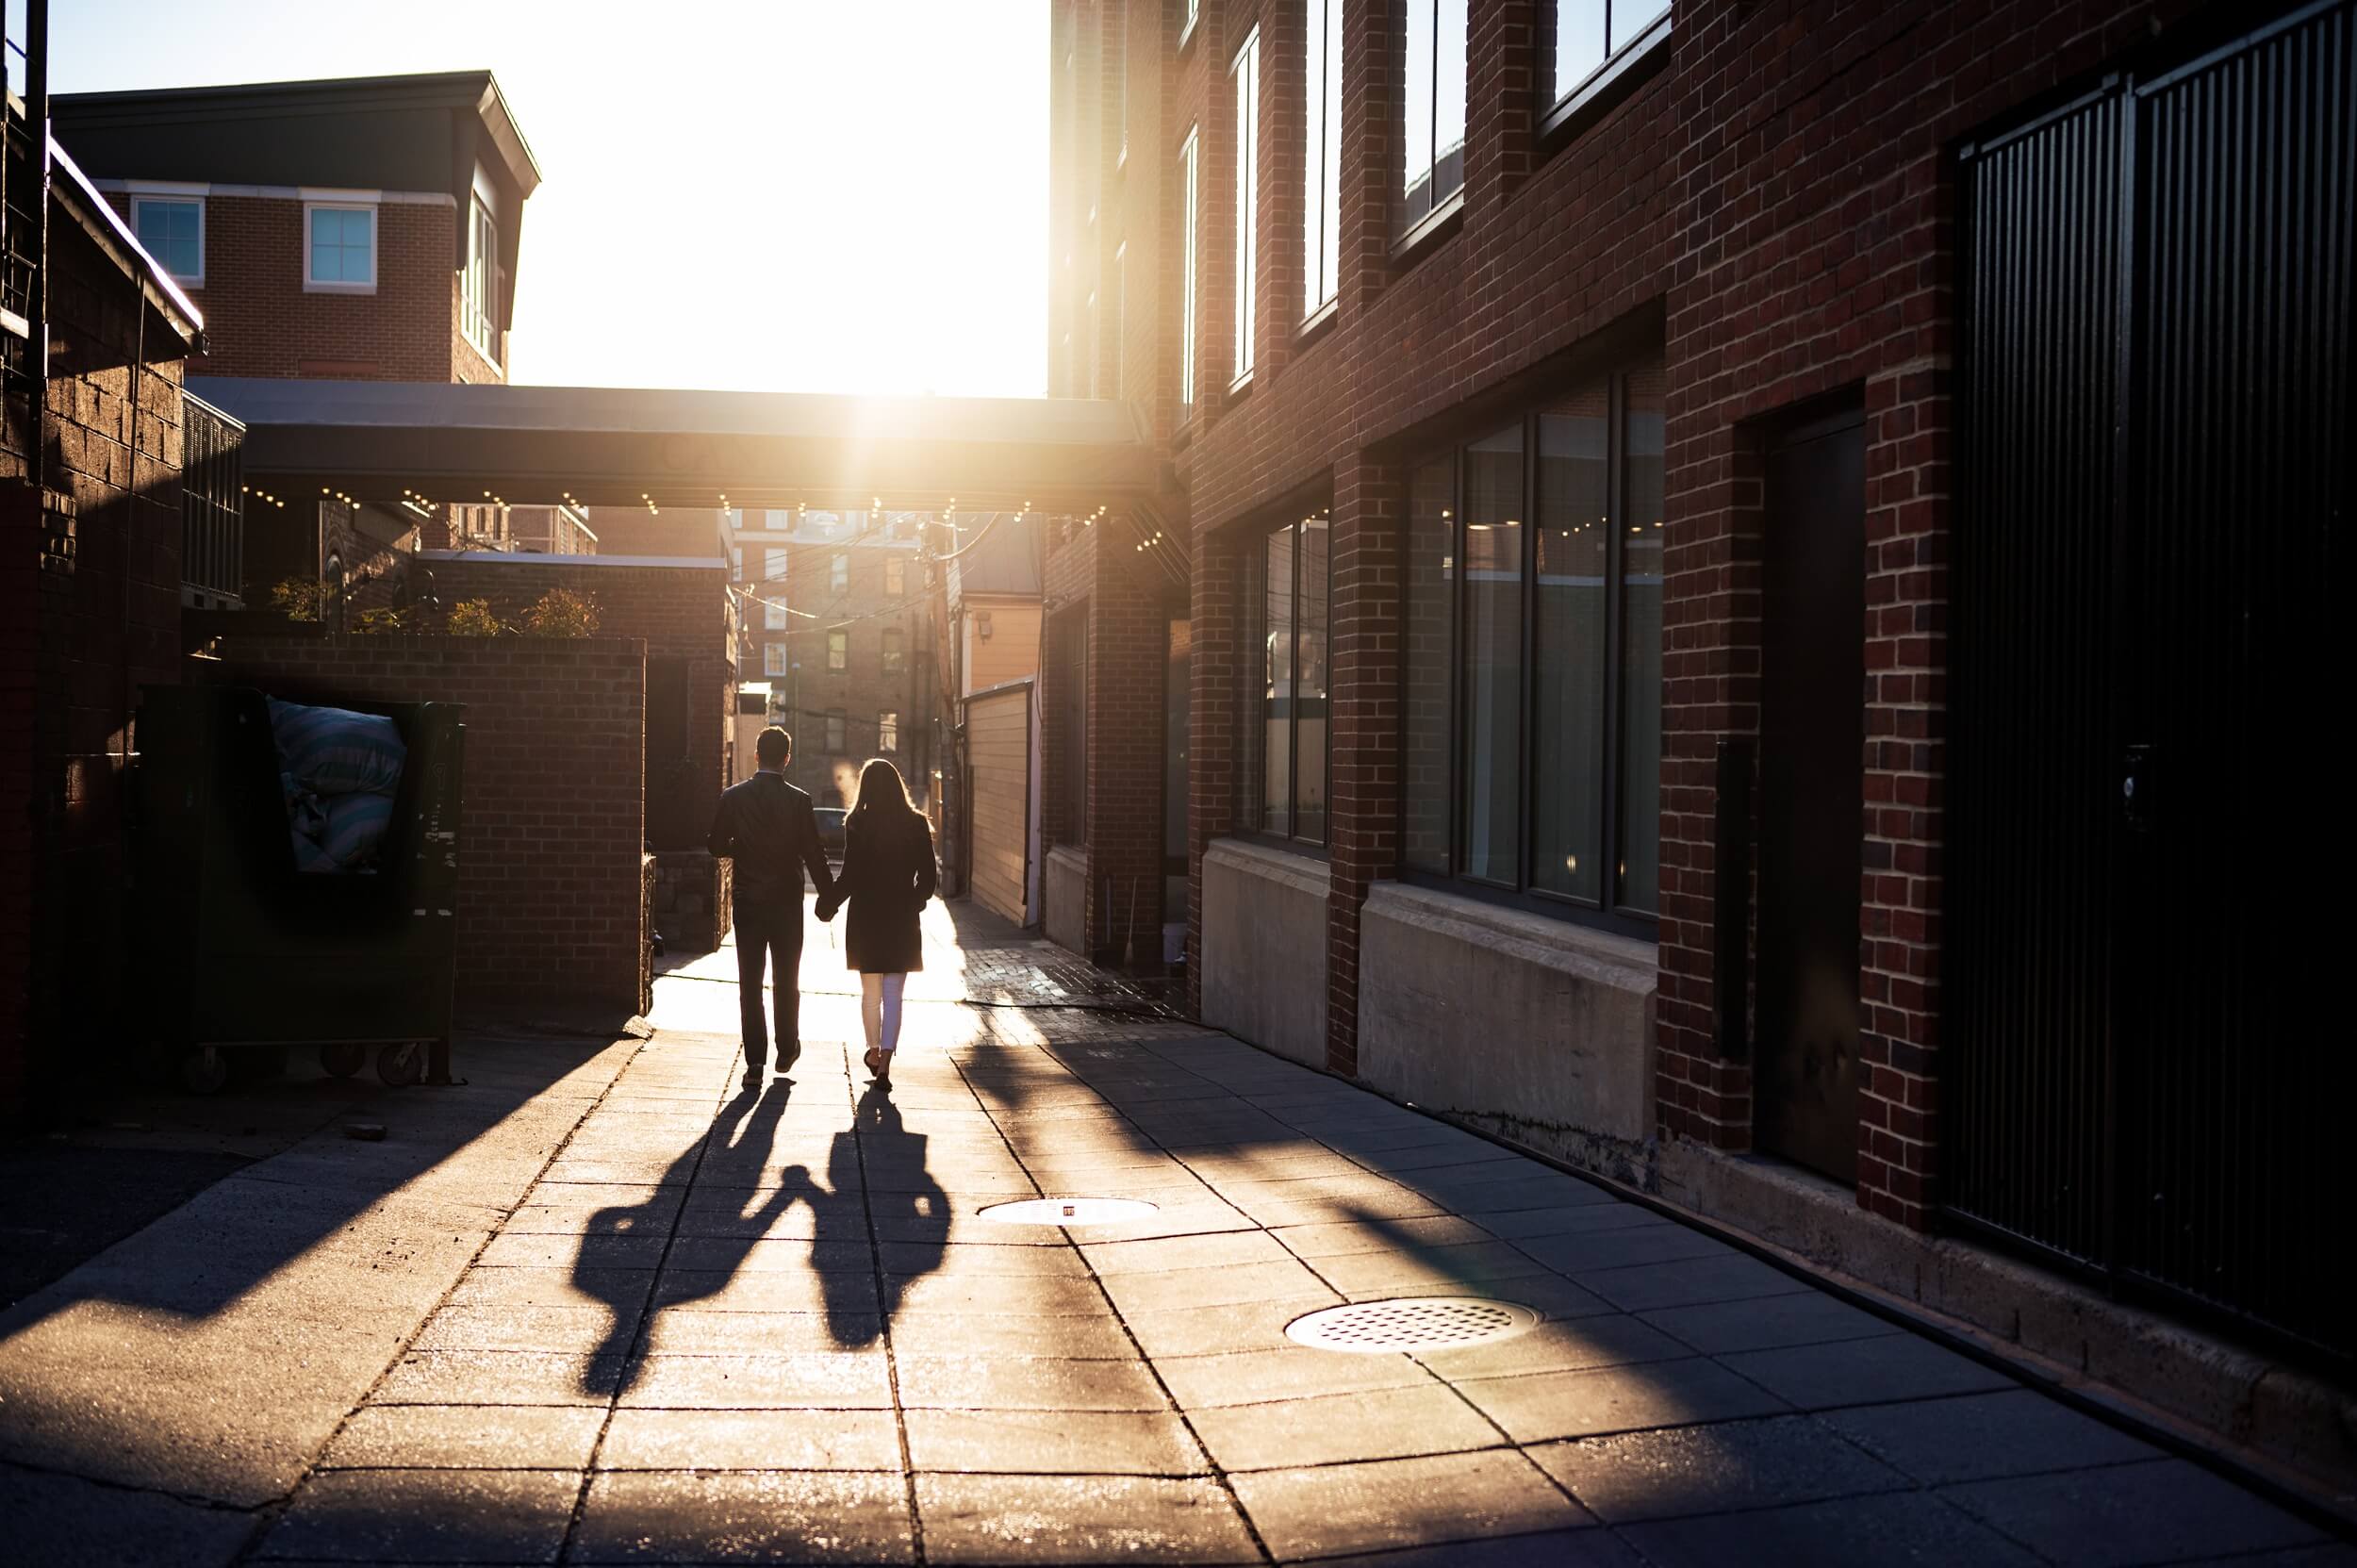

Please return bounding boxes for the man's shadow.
[575,1078,797,1392]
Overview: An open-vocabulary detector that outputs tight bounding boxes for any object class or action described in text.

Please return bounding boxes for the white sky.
[43,0,1050,397]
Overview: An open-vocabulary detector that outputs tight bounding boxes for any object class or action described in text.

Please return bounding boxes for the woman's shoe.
[864,1047,886,1079]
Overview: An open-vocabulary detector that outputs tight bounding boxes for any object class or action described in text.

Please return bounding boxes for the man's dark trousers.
[733,897,803,1073]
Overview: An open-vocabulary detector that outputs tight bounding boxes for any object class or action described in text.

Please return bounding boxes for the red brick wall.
[211,635,650,1016]
[1,208,191,1124]
[1064,0,2224,1228]
[423,556,735,848]
[104,191,479,383]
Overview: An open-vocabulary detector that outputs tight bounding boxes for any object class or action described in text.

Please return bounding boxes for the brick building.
[731,509,933,811]
[55,71,537,387]
[1055,0,2352,1452]
[3,113,205,1117]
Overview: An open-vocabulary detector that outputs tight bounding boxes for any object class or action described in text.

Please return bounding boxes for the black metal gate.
[1949,0,2353,1365]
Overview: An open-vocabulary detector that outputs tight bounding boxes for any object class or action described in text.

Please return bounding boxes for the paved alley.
[0,902,2345,1565]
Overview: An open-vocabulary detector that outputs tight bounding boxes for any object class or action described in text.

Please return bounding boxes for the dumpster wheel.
[321,1042,368,1080]
[376,1043,425,1088]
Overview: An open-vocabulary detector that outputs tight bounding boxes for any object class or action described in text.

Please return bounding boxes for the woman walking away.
[815,758,937,1084]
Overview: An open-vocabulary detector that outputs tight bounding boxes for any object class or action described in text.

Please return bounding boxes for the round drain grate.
[1286,1296,1540,1354]
[979,1197,1161,1228]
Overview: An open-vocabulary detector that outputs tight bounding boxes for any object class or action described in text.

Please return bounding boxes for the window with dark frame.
[879,711,899,753]
[882,626,907,674]
[1402,354,1664,924]
[131,196,202,285]
[825,709,847,754]
[1542,1,1673,114]
[1243,507,1331,846]
[1398,0,1469,240]
[827,629,849,672]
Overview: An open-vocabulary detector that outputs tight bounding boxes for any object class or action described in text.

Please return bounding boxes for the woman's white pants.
[861,972,906,1054]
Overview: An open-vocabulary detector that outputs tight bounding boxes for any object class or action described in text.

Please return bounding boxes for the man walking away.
[707,726,837,1093]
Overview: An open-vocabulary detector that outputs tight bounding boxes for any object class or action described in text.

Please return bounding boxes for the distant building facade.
[730,509,931,809]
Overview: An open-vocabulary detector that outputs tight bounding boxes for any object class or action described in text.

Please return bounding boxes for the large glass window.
[1231,27,1261,383]
[1302,0,1343,317]
[1544,1,1673,109]
[305,204,376,290]
[131,197,202,284]
[1399,0,1468,239]
[1400,353,1665,923]
[1179,129,1200,409]
[1244,508,1330,844]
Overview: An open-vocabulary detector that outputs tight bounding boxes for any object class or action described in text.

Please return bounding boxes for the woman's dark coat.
[823,807,937,973]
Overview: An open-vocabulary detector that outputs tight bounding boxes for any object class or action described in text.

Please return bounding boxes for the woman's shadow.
[574,1078,799,1393]
[767,1083,948,1348]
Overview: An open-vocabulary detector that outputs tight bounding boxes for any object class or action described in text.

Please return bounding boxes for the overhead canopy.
[190,378,1164,516]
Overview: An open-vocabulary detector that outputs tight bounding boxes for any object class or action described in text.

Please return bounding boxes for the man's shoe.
[779,1041,801,1074]
[741,1068,761,1095]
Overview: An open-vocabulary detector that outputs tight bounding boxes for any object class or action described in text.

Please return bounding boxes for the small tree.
[446,598,503,636]
[520,586,599,637]
[268,576,324,621]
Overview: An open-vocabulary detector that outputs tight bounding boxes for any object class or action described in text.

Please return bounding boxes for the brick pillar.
[1084,520,1175,962]
[1465,0,1539,213]
[1654,416,1762,1153]
[1338,0,1404,317]
[1857,356,1953,1229]
[1324,454,1404,1078]
[1186,524,1244,1018]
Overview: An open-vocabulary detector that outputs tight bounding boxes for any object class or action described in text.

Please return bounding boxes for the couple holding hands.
[708,727,937,1091]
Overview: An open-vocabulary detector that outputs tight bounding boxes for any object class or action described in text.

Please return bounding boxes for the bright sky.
[43,0,1050,397]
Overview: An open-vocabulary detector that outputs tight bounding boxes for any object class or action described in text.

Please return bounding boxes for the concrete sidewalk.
[0,906,2346,1565]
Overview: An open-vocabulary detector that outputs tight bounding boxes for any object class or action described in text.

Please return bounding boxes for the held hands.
[815,897,841,923]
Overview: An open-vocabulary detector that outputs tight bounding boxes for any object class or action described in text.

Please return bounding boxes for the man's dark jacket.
[707,772,836,909]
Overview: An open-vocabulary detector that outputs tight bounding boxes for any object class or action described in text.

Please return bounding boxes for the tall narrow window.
[1460,425,1525,883]
[1617,363,1666,915]
[879,712,899,753]
[463,198,500,355]
[1399,0,1469,239]
[1302,0,1343,317]
[1403,458,1455,874]
[765,597,787,631]
[882,627,907,675]
[764,548,787,582]
[1110,0,1129,162]
[764,644,787,677]
[1113,242,1129,397]
[1546,1,1673,107]
[827,630,849,672]
[830,553,849,593]
[824,710,847,754]
[1230,28,1261,384]
[1244,508,1331,845]
[1178,129,1200,409]
[885,556,907,596]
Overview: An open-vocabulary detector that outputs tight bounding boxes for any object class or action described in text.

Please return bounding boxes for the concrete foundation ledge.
[1357,882,1656,1151]
[1653,1140,2357,1506]
[1045,845,1087,958]
[1200,839,1329,1068]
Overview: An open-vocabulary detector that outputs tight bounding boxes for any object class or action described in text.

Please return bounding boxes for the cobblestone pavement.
[239,905,2344,1566]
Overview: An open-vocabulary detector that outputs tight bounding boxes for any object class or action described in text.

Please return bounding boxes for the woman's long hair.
[850,756,920,823]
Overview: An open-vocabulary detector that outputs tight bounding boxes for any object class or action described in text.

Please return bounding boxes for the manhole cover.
[1286,1296,1540,1353]
[979,1197,1161,1227]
